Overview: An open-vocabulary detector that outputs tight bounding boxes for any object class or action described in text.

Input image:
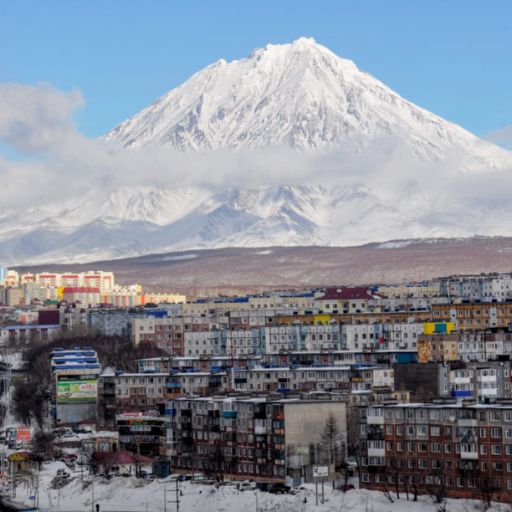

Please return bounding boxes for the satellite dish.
[449,416,456,422]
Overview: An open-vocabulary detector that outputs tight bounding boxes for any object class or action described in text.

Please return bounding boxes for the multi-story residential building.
[438,274,512,302]
[88,308,132,337]
[395,361,512,404]
[376,282,442,299]
[131,315,184,354]
[169,396,347,483]
[117,413,170,457]
[360,401,512,502]
[231,366,352,394]
[170,370,230,397]
[0,323,61,346]
[431,302,512,331]
[114,372,170,415]
[417,333,459,363]
[315,287,383,314]
[262,324,344,353]
[342,321,424,353]
[97,367,117,431]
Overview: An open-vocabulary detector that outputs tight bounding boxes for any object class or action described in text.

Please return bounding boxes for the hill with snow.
[2,38,512,264]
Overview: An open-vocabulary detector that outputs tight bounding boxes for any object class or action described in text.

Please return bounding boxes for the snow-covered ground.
[4,462,506,512]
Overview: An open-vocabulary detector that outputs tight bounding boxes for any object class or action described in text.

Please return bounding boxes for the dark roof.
[316,287,382,301]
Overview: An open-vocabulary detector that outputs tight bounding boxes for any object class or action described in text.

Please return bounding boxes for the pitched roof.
[316,287,382,301]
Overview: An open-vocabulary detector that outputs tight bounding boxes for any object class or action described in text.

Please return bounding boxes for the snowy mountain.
[106,37,509,170]
[2,38,512,264]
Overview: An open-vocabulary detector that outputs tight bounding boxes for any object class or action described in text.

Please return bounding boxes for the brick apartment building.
[360,402,512,502]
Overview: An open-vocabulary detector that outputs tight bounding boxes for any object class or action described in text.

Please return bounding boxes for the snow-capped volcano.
[106,37,508,169]
[2,38,512,265]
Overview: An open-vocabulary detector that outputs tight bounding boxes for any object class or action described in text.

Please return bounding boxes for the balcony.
[477,375,497,383]
[368,447,385,457]
[460,445,478,460]
[458,418,477,428]
[367,415,384,425]
[255,425,266,435]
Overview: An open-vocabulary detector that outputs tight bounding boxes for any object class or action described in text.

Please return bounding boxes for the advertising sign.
[312,466,329,478]
[16,427,31,442]
[57,378,97,403]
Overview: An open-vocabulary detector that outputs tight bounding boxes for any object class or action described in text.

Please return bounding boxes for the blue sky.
[1,0,511,138]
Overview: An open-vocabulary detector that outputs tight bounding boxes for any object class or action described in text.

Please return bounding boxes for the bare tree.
[31,430,57,467]
[346,406,364,485]
[321,413,343,465]
[475,471,500,511]
[427,470,448,512]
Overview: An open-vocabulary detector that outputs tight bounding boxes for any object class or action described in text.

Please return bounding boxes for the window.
[480,444,488,455]
[491,427,502,438]
[431,426,440,436]
[416,425,427,436]
[492,445,502,455]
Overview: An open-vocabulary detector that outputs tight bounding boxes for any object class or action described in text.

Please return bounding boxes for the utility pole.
[91,478,95,512]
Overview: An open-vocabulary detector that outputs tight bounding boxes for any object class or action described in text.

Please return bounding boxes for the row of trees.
[378,458,504,511]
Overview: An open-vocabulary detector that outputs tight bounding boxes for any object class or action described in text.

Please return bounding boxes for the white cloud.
[486,125,512,150]
[0,82,512,249]
[0,83,83,154]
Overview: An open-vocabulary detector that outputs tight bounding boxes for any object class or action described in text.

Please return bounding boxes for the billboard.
[57,378,97,403]
[16,427,31,442]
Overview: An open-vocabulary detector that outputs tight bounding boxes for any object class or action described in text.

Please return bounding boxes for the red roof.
[316,287,382,301]
[62,287,100,293]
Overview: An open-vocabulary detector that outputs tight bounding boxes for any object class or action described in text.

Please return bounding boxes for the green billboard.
[56,378,97,403]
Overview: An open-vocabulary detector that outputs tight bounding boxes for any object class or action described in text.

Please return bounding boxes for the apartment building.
[169,396,347,483]
[171,370,230,397]
[0,324,61,346]
[114,372,169,415]
[376,283,442,299]
[439,274,512,302]
[342,322,424,352]
[88,308,132,337]
[431,303,512,331]
[232,366,351,394]
[360,402,512,502]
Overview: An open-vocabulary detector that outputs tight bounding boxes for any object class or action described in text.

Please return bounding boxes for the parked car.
[237,481,256,491]
[267,483,291,494]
